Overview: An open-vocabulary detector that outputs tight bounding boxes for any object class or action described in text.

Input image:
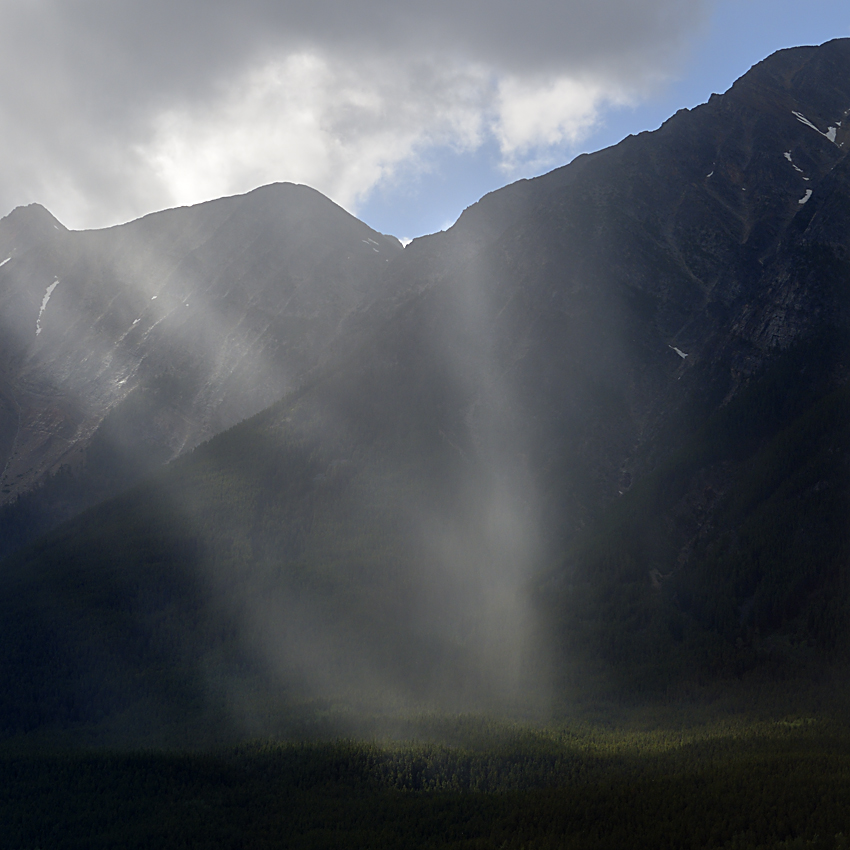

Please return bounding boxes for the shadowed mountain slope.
[2,40,850,742]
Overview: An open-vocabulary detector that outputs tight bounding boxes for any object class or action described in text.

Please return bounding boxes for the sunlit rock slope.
[0,183,401,505]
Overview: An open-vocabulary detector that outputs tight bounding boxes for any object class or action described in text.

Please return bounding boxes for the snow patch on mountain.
[784,151,805,174]
[36,279,59,336]
[792,111,839,144]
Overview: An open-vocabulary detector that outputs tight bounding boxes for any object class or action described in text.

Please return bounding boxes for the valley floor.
[4,710,850,849]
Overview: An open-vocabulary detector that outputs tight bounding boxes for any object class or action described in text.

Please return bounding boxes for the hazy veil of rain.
[0,0,715,730]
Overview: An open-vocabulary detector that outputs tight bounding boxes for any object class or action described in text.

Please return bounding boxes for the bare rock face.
[373,39,850,519]
[0,183,401,502]
[7,42,848,516]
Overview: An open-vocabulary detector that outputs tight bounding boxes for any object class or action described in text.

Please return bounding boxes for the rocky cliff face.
[0,183,401,502]
[365,39,850,523]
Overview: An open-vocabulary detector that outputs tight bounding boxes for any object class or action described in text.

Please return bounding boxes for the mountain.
[0,184,402,492]
[0,184,401,551]
[2,39,850,743]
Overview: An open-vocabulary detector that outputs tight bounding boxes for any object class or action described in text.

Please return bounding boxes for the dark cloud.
[14,0,707,84]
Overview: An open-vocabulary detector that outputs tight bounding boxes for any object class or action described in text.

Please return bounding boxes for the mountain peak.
[0,203,66,258]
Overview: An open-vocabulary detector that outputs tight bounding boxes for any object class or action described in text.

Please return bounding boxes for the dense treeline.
[3,718,850,849]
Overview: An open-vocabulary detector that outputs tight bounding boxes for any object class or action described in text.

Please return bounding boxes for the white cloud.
[135,51,660,221]
[0,0,713,229]
[138,53,491,214]
[494,74,634,171]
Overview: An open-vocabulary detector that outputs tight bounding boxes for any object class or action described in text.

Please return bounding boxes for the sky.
[1,0,848,242]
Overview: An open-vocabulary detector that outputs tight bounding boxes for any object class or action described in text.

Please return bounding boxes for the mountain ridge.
[2,39,850,740]
[0,182,403,522]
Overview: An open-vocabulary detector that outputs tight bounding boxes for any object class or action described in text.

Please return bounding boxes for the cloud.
[0,0,712,229]
[494,74,633,172]
[138,53,491,214]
